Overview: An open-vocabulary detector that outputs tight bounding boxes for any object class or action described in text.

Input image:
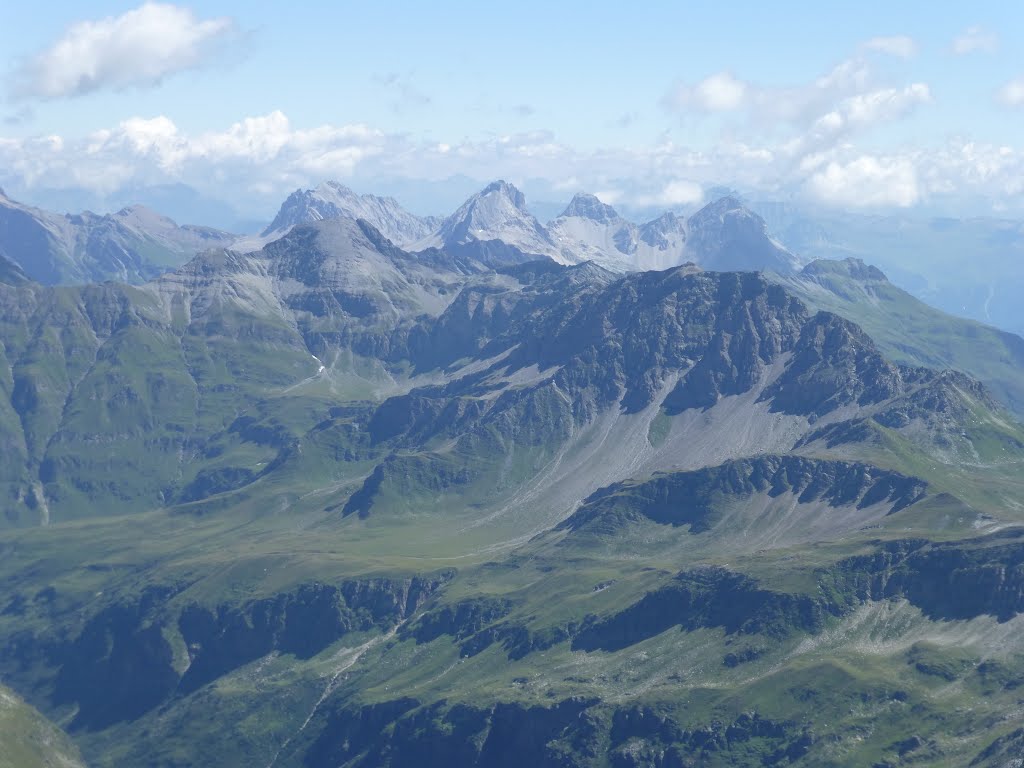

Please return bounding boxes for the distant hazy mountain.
[685,196,801,273]
[548,192,800,273]
[251,181,801,277]
[547,193,659,270]
[752,200,1024,337]
[260,181,441,248]
[413,180,564,261]
[0,190,237,285]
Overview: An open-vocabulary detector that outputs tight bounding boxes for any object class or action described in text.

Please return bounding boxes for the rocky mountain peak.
[558,193,621,224]
[261,181,439,248]
[690,196,754,224]
[476,180,528,212]
[636,212,687,255]
[419,181,559,260]
[318,180,357,197]
[686,196,801,274]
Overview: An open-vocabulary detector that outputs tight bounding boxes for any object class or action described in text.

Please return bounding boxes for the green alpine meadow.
[4,5,1024,766]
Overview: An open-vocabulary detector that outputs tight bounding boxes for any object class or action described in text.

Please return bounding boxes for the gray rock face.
[549,193,799,273]
[685,196,801,273]
[261,181,440,248]
[256,181,803,277]
[559,192,621,224]
[414,180,561,261]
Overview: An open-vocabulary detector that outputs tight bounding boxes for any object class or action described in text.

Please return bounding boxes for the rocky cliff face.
[261,181,440,248]
[3,574,451,732]
[303,695,816,768]
[415,181,560,261]
[684,197,800,274]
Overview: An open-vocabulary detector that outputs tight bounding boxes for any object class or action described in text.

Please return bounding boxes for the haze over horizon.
[2,1,1024,225]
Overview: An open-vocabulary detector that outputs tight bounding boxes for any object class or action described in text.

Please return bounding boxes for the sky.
[0,1,1022,225]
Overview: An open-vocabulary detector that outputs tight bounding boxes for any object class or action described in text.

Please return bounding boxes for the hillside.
[0,223,1022,766]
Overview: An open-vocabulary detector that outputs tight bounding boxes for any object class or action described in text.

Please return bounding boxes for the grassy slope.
[0,684,84,768]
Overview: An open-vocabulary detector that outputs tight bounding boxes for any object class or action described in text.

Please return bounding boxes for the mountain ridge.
[260,181,441,247]
[0,196,1023,767]
[0,191,237,285]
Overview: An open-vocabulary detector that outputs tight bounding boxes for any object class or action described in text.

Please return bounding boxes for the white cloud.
[11,3,233,100]
[659,180,705,205]
[783,83,931,164]
[635,180,704,208]
[807,156,919,207]
[665,71,747,112]
[0,111,388,195]
[663,57,901,131]
[863,35,917,59]
[839,83,931,127]
[694,72,747,111]
[951,26,998,55]
[2,111,1024,218]
[593,189,623,205]
[998,78,1024,107]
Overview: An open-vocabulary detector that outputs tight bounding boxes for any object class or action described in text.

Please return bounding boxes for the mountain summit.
[260,181,440,248]
[558,192,622,224]
[0,193,236,285]
[685,196,801,273]
[413,180,563,261]
[549,193,801,273]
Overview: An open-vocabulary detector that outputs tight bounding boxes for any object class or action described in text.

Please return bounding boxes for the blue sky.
[1,1,1022,221]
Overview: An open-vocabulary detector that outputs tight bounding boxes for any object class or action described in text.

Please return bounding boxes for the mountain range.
[1,186,1024,766]
[0,189,237,285]
[0,181,802,289]
[7,178,1024,342]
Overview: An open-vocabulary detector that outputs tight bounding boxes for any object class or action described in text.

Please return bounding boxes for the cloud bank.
[2,38,1022,217]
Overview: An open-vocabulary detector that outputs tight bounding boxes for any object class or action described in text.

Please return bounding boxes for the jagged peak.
[641,210,684,230]
[558,193,621,223]
[261,182,434,245]
[473,180,528,212]
[692,195,757,222]
[318,180,357,196]
[115,203,160,217]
